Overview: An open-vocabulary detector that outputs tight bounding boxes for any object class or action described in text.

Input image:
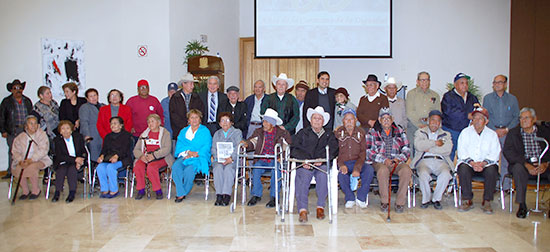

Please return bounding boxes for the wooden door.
[239,37,319,98]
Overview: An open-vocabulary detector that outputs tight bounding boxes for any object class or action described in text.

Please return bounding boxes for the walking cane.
[11,140,33,205]
[386,162,398,222]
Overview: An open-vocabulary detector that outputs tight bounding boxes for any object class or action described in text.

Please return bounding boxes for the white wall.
[170,0,240,89]
[239,0,510,104]
[0,0,171,171]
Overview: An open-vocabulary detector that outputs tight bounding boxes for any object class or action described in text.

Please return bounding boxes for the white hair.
[520,107,536,118]
[207,76,220,85]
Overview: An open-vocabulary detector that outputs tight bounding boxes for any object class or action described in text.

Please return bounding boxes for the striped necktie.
[209,93,216,122]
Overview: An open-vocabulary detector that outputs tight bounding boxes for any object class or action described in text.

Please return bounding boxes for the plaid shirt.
[521,126,541,160]
[366,123,411,163]
[13,98,28,128]
[260,129,276,163]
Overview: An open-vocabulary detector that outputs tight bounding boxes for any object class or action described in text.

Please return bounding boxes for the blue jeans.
[251,160,281,198]
[338,160,374,202]
[96,161,122,193]
[443,126,461,161]
[172,158,196,197]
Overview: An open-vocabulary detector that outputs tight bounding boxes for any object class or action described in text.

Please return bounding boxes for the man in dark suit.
[226,86,248,138]
[244,80,267,138]
[302,71,336,130]
[169,73,204,139]
[199,76,228,135]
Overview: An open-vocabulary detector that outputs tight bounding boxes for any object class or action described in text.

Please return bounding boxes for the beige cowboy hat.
[381,77,403,90]
[261,108,284,126]
[306,106,330,126]
[271,73,295,90]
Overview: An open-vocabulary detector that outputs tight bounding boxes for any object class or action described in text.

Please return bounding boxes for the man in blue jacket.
[441,73,479,160]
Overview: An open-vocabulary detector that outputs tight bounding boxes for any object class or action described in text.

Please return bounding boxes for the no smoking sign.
[137,45,148,57]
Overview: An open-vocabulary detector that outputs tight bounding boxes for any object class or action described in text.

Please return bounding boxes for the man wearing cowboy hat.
[169,73,204,139]
[357,74,389,132]
[294,80,309,133]
[406,71,441,155]
[441,73,480,160]
[303,71,336,130]
[366,107,412,213]
[383,77,407,130]
[290,106,339,222]
[260,73,300,134]
[241,108,292,208]
[456,107,500,214]
[0,79,34,179]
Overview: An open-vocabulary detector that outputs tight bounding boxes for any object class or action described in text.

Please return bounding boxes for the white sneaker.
[356,199,368,208]
[345,200,356,208]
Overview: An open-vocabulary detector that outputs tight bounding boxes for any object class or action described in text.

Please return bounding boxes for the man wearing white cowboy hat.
[260,73,300,134]
[290,106,339,223]
[241,108,292,208]
[382,77,407,130]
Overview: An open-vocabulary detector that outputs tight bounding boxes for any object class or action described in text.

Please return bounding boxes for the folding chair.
[455,168,505,210]
[367,170,413,208]
[8,154,54,200]
[285,145,337,223]
[230,143,285,219]
[410,169,457,208]
[130,165,172,199]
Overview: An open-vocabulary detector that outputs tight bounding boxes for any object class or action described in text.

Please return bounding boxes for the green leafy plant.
[184,40,209,64]
[446,79,482,101]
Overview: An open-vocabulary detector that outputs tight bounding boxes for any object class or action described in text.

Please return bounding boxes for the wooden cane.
[386,162,398,222]
[11,140,33,205]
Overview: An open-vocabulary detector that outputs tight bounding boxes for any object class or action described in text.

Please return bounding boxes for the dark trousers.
[457,163,498,201]
[55,164,78,192]
[338,160,374,202]
[205,122,220,136]
[510,163,550,204]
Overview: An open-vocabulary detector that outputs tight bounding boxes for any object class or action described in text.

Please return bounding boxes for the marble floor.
[0,180,548,252]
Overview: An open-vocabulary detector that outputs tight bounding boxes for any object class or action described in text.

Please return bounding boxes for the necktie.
[209,93,216,122]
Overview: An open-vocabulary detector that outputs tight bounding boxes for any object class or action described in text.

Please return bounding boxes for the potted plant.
[184,40,209,64]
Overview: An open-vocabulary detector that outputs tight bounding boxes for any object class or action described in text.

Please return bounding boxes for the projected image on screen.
[255,0,391,58]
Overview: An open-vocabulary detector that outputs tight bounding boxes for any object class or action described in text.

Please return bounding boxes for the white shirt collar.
[318,87,327,95]
[255,94,264,102]
[388,96,397,102]
[277,94,285,100]
[366,91,380,102]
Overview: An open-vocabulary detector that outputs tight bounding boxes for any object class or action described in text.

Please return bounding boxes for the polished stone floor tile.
[1,180,548,251]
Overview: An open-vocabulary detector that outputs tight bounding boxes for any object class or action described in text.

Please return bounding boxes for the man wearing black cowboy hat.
[0,79,34,179]
[357,74,389,132]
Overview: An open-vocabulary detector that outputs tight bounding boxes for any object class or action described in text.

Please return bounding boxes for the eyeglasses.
[220,118,231,122]
[139,85,148,89]
[12,86,23,90]
[380,117,392,121]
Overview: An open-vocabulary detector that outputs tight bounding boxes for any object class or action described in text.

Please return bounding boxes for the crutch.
[326,146,333,224]
[84,137,94,198]
[386,162,398,222]
[11,140,33,205]
[530,137,549,215]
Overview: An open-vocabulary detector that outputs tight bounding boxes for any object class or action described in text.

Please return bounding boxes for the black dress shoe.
[2,173,12,179]
[65,191,75,203]
[420,201,431,209]
[174,196,185,203]
[135,192,145,200]
[433,201,442,210]
[266,197,276,208]
[19,193,29,200]
[214,194,222,206]
[516,204,528,219]
[247,196,261,206]
[222,194,231,206]
[52,191,60,202]
[28,191,41,200]
[155,192,163,200]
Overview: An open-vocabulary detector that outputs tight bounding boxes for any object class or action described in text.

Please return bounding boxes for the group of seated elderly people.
[4,69,548,222]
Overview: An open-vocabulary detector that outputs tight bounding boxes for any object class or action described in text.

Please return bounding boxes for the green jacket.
[260,93,300,134]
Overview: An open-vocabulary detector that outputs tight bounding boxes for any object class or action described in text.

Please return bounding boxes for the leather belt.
[423,155,443,160]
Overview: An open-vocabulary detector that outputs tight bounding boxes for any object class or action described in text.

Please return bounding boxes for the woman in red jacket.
[97,89,133,139]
